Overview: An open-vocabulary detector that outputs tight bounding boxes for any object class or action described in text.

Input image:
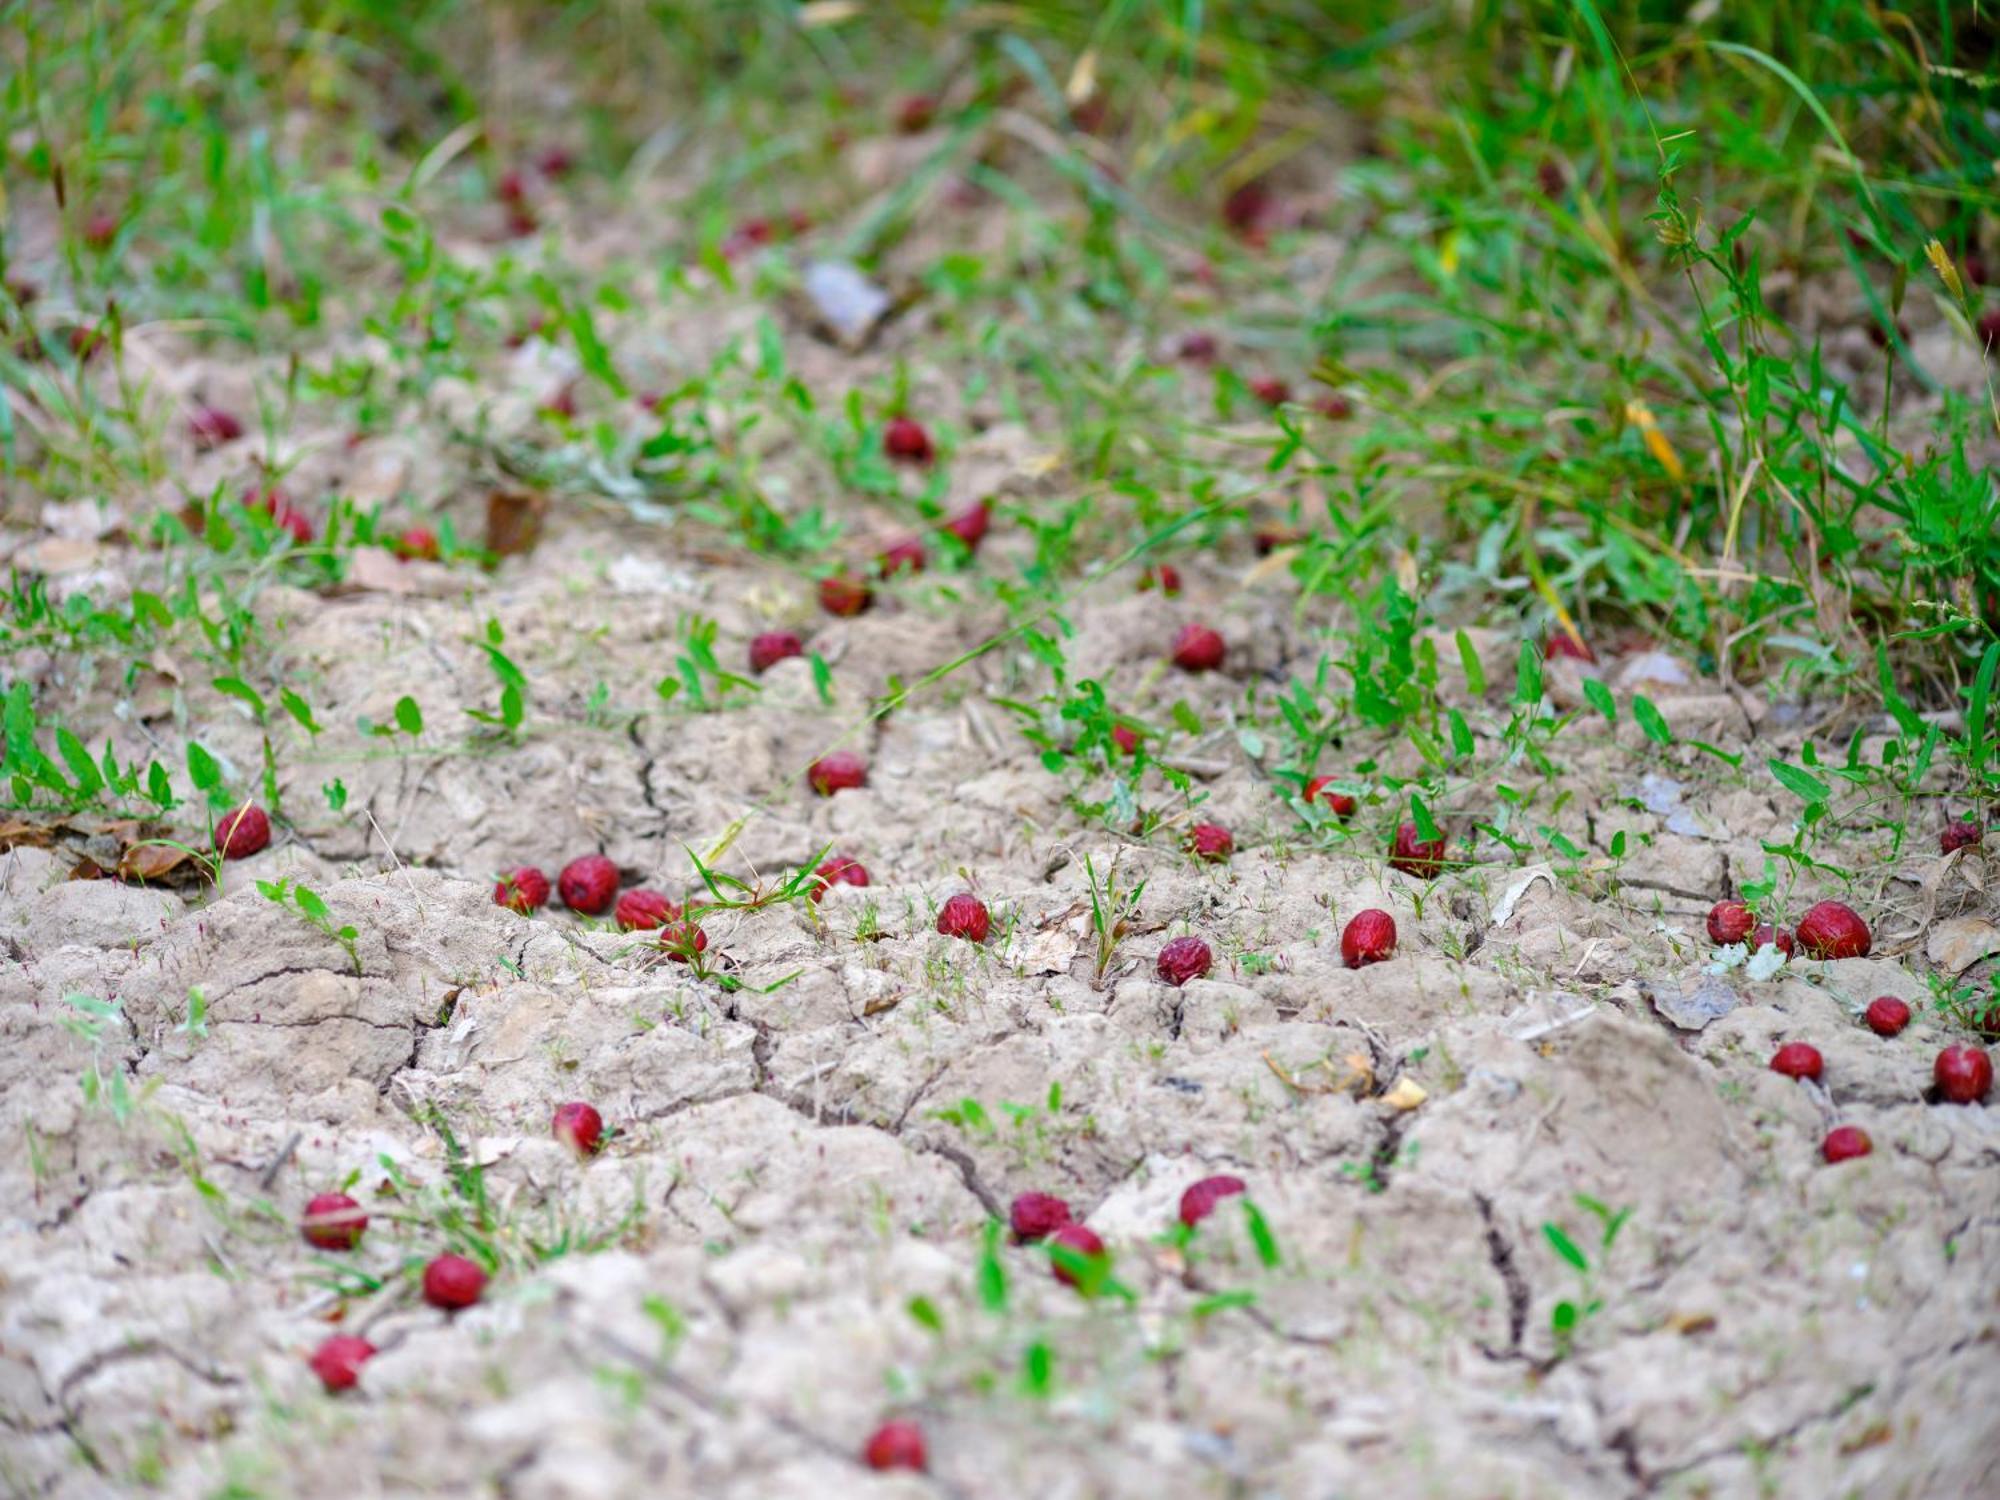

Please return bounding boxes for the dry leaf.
[1926,916,2000,975]
[486,489,546,558]
[1380,1076,1428,1111]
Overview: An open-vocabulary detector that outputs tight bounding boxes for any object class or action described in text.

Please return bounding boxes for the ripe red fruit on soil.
[1770,1042,1824,1082]
[1177,331,1219,364]
[863,1419,928,1472]
[808,751,867,796]
[1138,563,1182,596]
[1111,724,1140,755]
[1864,996,1912,1037]
[497,168,528,204]
[818,573,873,617]
[189,406,244,448]
[301,1192,368,1251]
[1009,1191,1072,1242]
[1706,900,1754,945]
[1388,822,1447,878]
[1751,924,1795,957]
[1541,630,1596,663]
[1941,819,1984,855]
[1934,1045,1994,1104]
[536,146,574,179]
[943,501,990,550]
[1249,376,1291,407]
[1795,901,1870,960]
[1304,775,1357,818]
[1172,623,1226,672]
[935,892,991,943]
[1156,935,1213,986]
[1178,1174,1246,1228]
[422,1253,487,1310]
[1341,909,1397,969]
[1222,181,1272,235]
[494,866,550,914]
[215,802,271,859]
[1048,1222,1107,1288]
[1821,1126,1873,1164]
[552,1101,605,1156]
[308,1335,377,1393]
[882,415,935,465]
[391,526,440,562]
[83,210,118,248]
[748,631,804,673]
[895,95,938,133]
[1314,393,1353,420]
[1185,823,1234,862]
[614,889,677,931]
[811,856,871,903]
[247,486,313,544]
[659,920,708,963]
[878,537,927,576]
[558,855,619,915]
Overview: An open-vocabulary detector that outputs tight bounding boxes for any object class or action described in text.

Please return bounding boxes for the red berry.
[557,854,619,915]
[1111,724,1140,755]
[1340,909,1397,968]
[1172,623,1226,672]
[1934,1045,1994,1104]
[863,1419,928,1472]
[552,1101,604,1156]
[82,210,118,248]
[1770,1042,1824,1082]
[1138,563,1182,596]
[1821,1126,1872,1164]
[1178,1174,1247,1228]
[1864,996,1911,1037]
[422,1253,487,1310]
[1314,393,1352,420]
[1185,823,1233,862]
[1795,901,1870,960]
[1156,935,1212,986]
[1249,376,1290,407]
[1222,181,1272,234]
[246,486,313,544]
[301,1192,367,1251]
[883,415,935,464]
[819,573,873,617]
[1751,924,1796,957]
[1537,159,1567,197]
[1177,332,1219,364]
[1304,775,1356,819]
[1941,819,1983,855]
[810,856,870,903]
[943,501,990,551]
[497,168,528,204]
[215,803,271,859]
[1706,900,1754,945]
[895,95,937,133]
[808,751,867,796]
[1048,1222,1107,1288]
[540,385,578,420]
[494,866,550,914]
[308,1334,376,1392]
[748,631,804,674]
[189,405,244,448]
[1388,821,1447,878]
[614,889,678,931]
[878,537,927,576]
[391,526,440,562]
[1542,630,1596,663]
[935,892,990,943]
[536,146,574,179]
[1009,1191,1072,1242]
[659,920,708,963]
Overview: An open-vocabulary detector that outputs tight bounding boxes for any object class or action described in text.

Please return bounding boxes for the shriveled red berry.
[1941,819,1984,855]
[1796,901,1870,960]
[1314,393,1352,420]
[1222,181,1272,234]
[1864,996,1911,1037]
[1542,630,1596,663]
[494,866,550,914]
[895,95,937,133]
[301,1192,367,1251]
[189,405,244,448]
[308,1335,376,1392]
[935,892,990,943]
[1048,1222,1107,1289]
[1185,823,1233,862]
[536,146,574,178]
[1751,923,1796,957]
[1821,1126,1872,1164]
[659,920,708,963]
[1388,822,1447,878]
[1177,332,1219,364]
[810,856,870,903]
[558,855,619,915]
[808,751,867,795]
[391,526,440,562]
[749,631,804,673]
[883,415,935,464]
[1537,159,1567,196]
[422,1253,487,1310]
[819,573,873,617]
[863,1419,928,1472]
[1934,1045,1994,1104]
[1707,900,1754,945]
[943,501,990,551]
[552,1101,604,1156]
[496,168,528,204]
[1156,935,1212,986]
[1138,563,1182,596]
[1009,1191,1072,1243]
[1172,623,1226,672]
[1770,1042,1824,1082]
[614,889,677,931]
[1304,775,1356,818]
[1111,724,1140,755]
[1178,1174,1246,1228]
[1341,909,1397,968]
[1249,376,1291,407]
[878,537,927,576]
[215,802,271,859]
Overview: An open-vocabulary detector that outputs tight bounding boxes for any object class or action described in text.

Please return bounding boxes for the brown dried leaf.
[486,489,546,558]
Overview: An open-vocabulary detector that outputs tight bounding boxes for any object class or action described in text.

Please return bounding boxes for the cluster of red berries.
[1705,897,1872,960]
[492,855,706,960]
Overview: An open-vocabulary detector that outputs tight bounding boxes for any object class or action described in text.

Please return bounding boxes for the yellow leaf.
[1066,50,1098,106]
[1380,1076,1427,1111]
[1625,400,1685,482]
[1925,238,1964,301]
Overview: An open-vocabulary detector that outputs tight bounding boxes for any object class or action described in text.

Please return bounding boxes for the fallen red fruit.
[557,854,620,915]
[748,631,804,674]
[1222,181,1272,235]
[614,889,678,931]
[1009,1191,1072,1243]
[863,1419,928,1473]
[808,751,867,796]
[1537,159,1567,197]
[895,95,938,133]
[422,1252,487,1310]
[1388,821,1447,878]
[1934,1045,1994,1104]
[1706,900,1754,945]
[1185,823,1233,862]
[1172,623,1226,672]
[1542,630,1596,663]
[536,146,574,179]
[883,415,935,465]
[496,168,528,204]
[1138,563,1182,596]
[1178,1174,1247,1228]
[1111,724,1140,755]
[878,537,927,576]
[308,1334,377,1392]
[1770,1042,1824,1082]
[391,526,441,562]
[1304,775,1357,819]
[1341,909,1397,969]
[1177,331,1219,364]
[1795,900,1870,960]
[301,1192,368,1251]
[1048,1221,1107,1288]
[1821,1126,1872,1164]
[82,210,118,248]
[659,920,708,963]
[810,855,870,903]
[1156,935,1213,986]
[215,802,272,860]
[540,385,578,420]
[935,892,991,943]
[246,486,313,544]
[494,866,551,914]
[189,406,244,448]
[552,1101,605,1156]
[1249,377,1291,407]
[819,573,873,617]
[1941,819,1984,855]
[943,501,991,551]
[1864,996,1912,1037]
[1314,393,1353,420]
[1751,924,1796,957]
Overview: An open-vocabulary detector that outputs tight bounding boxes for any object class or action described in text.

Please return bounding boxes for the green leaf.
[1543,1222,1589,1273]
[809,653,834,707]
[213,676,267,719]
[394,695,424,736]
[1022,1340,1053,1397]
[1767,758,1830,804]
[1515,641,1543,706]
[1410,794,1441,844]
[323,778,348,811]
[1632,695,1673,745]
[977,1221,1008,1312]
[1448,708,1474,759]
[500,683,524,730]
[1582,678,1616,722]
[295,885,329,921]
[186,741,222,792]
[146,761,174,807]
[1244,1199,1281,1268]
[1552,1299,1579,1333]
[56,728,105,798]
[1455,629,1486,696]
[281,689,323,734]
[906,1296,944,1334]
[1190,1288,1259,1319]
